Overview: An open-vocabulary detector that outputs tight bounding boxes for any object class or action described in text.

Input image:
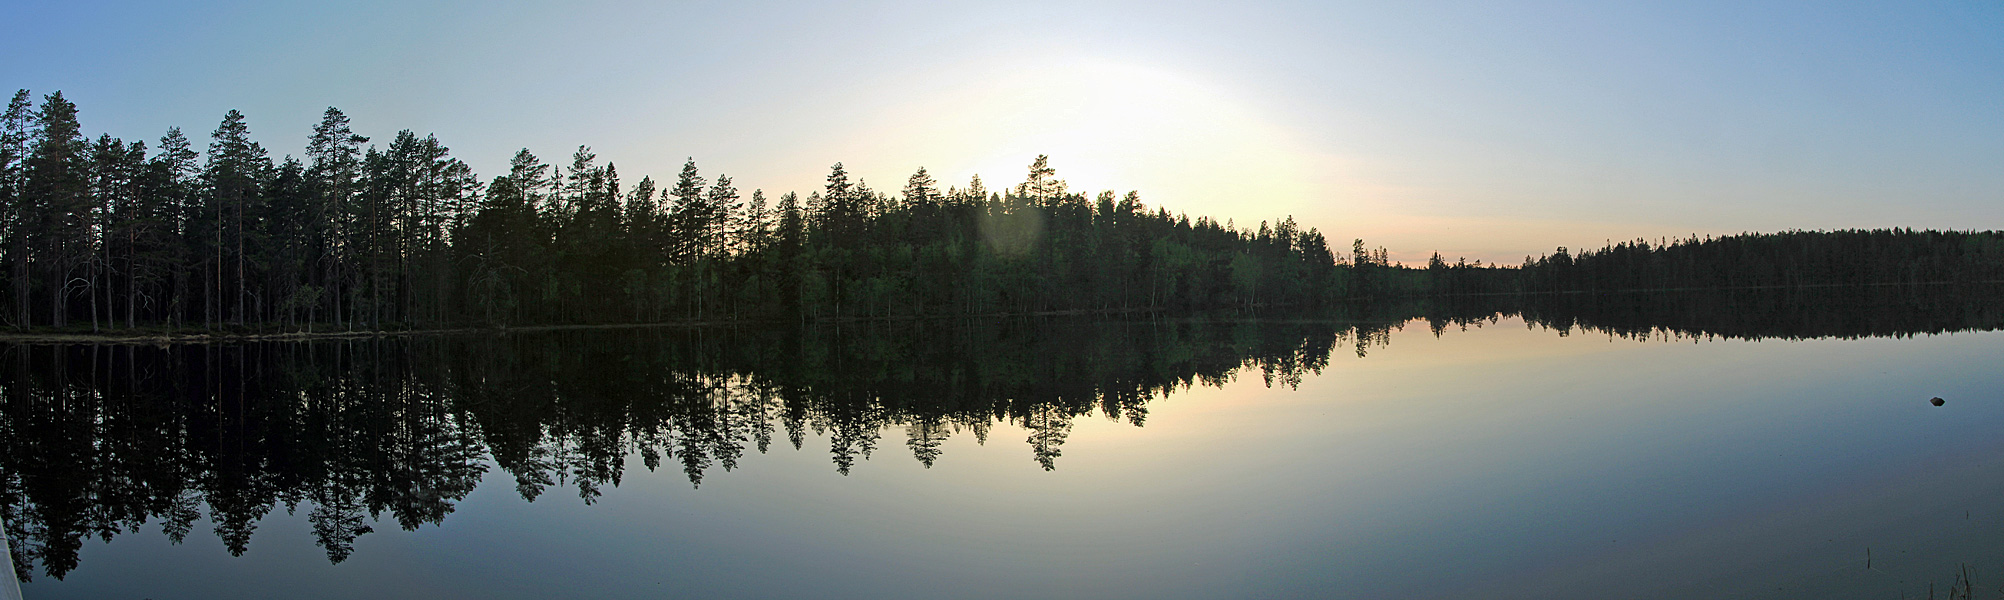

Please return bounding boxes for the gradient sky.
[5,1,2001,263]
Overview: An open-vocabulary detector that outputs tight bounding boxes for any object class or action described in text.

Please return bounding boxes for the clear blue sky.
[5,0,2000,262]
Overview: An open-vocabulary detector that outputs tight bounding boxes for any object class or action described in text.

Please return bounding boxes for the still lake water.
[8,289,2004,599]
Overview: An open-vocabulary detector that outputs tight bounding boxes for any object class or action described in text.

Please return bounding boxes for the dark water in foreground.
[8,286,2004,599]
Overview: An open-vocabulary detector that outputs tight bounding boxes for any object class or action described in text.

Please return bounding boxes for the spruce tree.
[666,159,706,263]
[742,188,768,254]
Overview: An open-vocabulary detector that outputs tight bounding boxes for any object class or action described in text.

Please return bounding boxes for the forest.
[0,91,1365,332]
[3,89,2000,333]
[1514,229,2004,292]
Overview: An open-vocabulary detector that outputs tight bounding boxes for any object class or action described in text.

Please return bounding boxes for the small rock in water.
[1931,397,1945,406]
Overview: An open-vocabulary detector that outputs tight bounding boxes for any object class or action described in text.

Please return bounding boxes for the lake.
[8,286,2004,599]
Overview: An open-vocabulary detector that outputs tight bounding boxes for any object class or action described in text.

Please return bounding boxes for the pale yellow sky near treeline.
[9,1,2003,264]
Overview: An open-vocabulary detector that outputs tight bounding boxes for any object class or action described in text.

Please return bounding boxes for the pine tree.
[775,191,803,315]
[706,174,739,257]
[1016,154,1065,208]
[204,109,270,326]
[0,90,34,328]
[264,157,313,327]
[150,127,198,326]
[25,92,89,327]
[409,134,479,324]
[460,149,550,325]
[622,174,659,254]
[961,174,987,207]
[306,107,367,328]
[86,134,146,330]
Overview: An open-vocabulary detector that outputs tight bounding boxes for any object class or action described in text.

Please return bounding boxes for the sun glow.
[842,58,1328,224]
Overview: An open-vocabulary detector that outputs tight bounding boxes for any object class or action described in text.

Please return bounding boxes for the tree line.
[0,91,1388,332]
[6,90,1997,332]
[1515,229,2004,293]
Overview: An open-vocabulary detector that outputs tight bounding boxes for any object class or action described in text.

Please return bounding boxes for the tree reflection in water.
[0,317,1354,580]
[4,284,2002,580]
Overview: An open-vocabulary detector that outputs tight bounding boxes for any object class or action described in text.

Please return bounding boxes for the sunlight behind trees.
[831,58,1327,232]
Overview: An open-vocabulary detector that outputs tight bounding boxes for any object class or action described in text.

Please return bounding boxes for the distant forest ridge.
[1,90,2000,331]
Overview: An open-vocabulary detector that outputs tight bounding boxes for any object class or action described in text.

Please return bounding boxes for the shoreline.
[6,280,1999,344]
[0,306,1285,344]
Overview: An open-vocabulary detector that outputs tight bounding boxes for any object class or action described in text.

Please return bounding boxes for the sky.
[4,0,2001,263]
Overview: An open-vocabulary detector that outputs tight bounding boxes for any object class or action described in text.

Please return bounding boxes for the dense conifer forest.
[2,89,1999,333]
[0,91,1360,331]
[1515,229,2004,292]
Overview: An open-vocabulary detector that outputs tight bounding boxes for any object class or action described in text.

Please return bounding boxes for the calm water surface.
[9,289,2004,599]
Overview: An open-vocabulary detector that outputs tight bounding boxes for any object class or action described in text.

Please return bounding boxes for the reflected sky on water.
[13,293,2004,599]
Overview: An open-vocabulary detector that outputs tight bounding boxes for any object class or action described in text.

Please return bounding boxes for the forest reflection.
[4,284,2002,580]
